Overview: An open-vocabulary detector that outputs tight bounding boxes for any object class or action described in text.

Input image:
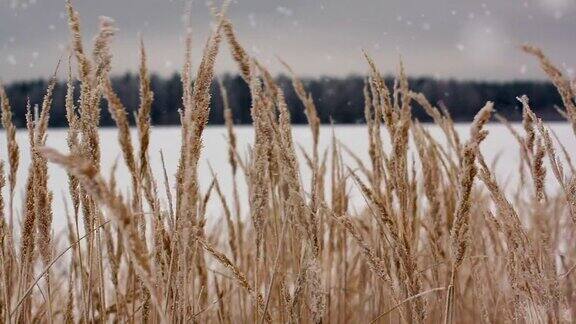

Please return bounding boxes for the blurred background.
[1,0,575,124]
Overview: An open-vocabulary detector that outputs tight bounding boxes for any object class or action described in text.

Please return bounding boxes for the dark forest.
[3,73,565,127]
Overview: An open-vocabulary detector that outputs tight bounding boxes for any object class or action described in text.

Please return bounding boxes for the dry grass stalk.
[40,147,166,319]
[446,102,493,324]
[219,78,242,234]
[4,5,576,323]
[523,45,576,134]
[0,83,19,228]
[222,18,251,82]
[137,38,154,183]
[247,63,270,259]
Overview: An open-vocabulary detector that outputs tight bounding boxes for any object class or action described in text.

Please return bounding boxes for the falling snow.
[0,0,575,81]
[6,55,17,65]
[248,13,257,28]
[276,6,293,17]
[538,0,575,18]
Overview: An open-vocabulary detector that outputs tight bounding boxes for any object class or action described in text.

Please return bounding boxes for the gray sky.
[1,0,575,82]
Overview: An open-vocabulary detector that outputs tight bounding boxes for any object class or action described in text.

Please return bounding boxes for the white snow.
[1,124,574,238]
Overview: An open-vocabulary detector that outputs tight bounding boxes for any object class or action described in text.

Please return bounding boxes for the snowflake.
[538,0,574,18]
[6,55,17,65]
[248,13,257,28]
[554,10,563,19]
[276,6,293,17]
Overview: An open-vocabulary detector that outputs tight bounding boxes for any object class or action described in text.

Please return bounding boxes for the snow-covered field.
[1,123,574,235]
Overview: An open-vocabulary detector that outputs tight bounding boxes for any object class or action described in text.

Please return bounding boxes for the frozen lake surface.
[1,123,575,236]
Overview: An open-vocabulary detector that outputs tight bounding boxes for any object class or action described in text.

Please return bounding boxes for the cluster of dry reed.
[1,1,576,323]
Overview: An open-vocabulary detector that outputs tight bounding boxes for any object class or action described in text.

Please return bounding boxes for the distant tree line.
[2,73,566,128]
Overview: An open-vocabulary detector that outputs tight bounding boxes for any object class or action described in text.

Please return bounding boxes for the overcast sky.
[1,0,575,82]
